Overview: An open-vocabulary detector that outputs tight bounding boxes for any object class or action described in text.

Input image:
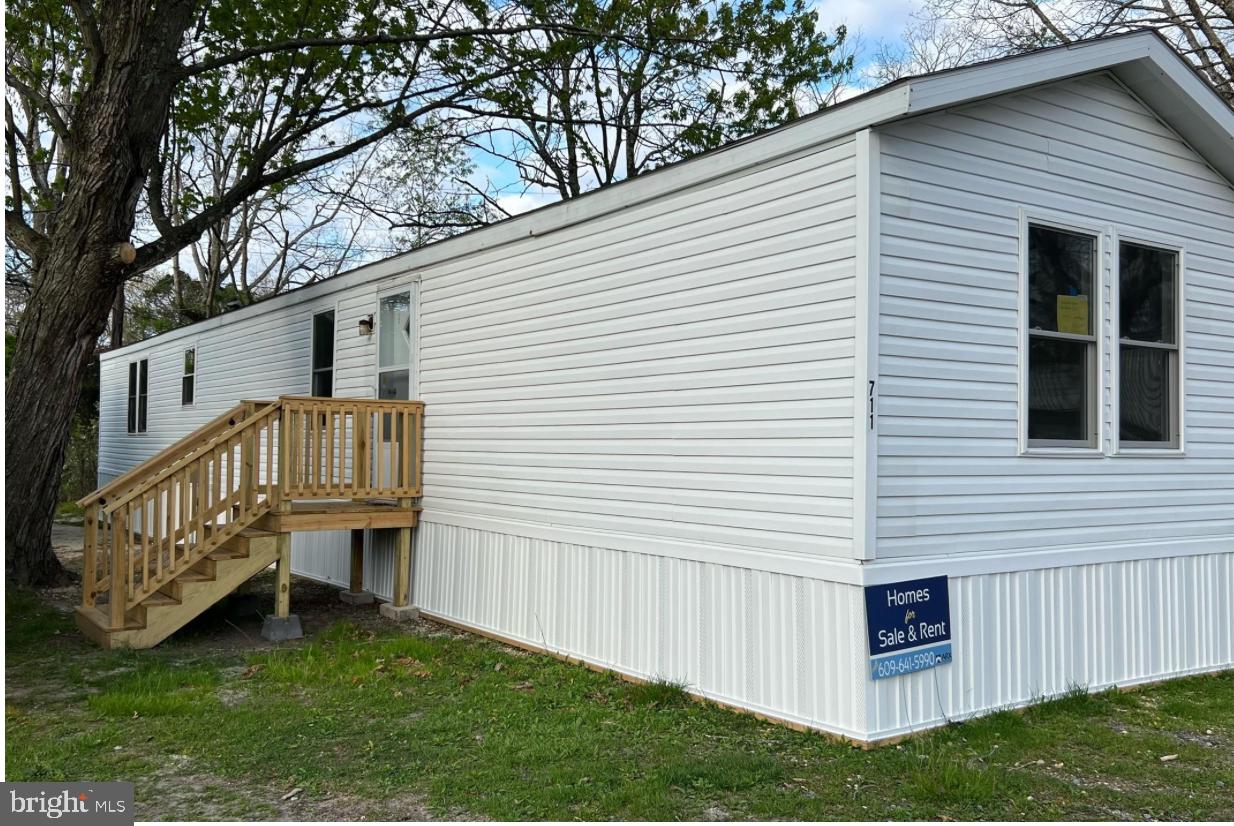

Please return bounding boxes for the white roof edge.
[105,31,1232,361]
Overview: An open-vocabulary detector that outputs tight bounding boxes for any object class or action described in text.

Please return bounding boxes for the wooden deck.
[75,396,425,649]
[256,500,421,532]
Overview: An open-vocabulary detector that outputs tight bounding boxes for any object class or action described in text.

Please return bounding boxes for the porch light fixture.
[358,314,374,336]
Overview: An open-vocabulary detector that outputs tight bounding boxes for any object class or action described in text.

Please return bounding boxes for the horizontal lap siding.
[418,137,859,558]
[875,72,1234,558]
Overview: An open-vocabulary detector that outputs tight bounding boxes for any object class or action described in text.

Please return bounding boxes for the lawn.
[6,580,1233,821]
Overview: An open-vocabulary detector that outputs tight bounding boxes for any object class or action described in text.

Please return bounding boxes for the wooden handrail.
[78,402,251,507]
[103,401,282,514]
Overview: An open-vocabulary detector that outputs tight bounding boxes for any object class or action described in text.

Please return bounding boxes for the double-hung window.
[312,310,335,397]
[181,348,196,406]
[1025,224,1099,448]
[1118,241,1180,448]
[127,359,148,433]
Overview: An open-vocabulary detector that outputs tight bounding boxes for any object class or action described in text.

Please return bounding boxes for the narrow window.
[311,310,335,397]
[128,359,148,433]
[1119,242,1179,447]
[181,348,196,406]
[1026,225,1098,447]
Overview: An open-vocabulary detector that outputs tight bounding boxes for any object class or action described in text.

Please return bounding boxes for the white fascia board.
[103,85,911,363]
[1114,38,1234,186]
[903,34,1154,114]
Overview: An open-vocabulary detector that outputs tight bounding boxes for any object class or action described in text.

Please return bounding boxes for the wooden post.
[83,504,98,608]
[350,529,364,594]
[109,508,128,630]
[274,531,291,618]
[393,497,413,608]
[241,425,255,518]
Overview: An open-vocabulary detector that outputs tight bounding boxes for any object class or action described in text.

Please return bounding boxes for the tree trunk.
[110,284,126,348]
[4,0,197,587]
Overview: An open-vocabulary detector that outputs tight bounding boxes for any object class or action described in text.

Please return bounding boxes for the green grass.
[6,586,1234,821]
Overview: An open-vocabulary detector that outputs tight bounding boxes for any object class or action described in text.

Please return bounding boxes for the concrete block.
[261,614,304,642]
[379,603,419,622]
[339,590,375,605]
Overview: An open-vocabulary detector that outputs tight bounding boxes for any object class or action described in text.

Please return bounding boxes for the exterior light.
[358,314,374,336]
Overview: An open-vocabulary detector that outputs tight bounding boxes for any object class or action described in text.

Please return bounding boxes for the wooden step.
[75,605,144,646]
[141,591,180,607]
[219,527,277,558]
[77,536,283,649]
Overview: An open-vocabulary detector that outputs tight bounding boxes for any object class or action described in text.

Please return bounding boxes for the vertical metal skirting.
[865,552,1234,740]
[414,520,869,739]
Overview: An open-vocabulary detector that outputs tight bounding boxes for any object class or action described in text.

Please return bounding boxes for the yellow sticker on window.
[1056,295,1089,335]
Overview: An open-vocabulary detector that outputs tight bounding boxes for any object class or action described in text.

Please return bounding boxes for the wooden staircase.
[75,396,424,649]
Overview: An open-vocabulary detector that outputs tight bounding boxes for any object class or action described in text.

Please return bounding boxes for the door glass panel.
[378,369,409,401]
[378,293,411,369]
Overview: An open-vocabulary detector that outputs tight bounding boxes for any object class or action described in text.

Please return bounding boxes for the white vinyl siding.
[415,137,859,558]
[874,72,1234,559]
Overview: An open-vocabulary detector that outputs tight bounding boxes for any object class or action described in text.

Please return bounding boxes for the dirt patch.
[133,751,472,822]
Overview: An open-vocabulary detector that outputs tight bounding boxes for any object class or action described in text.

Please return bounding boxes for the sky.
[479,0,924,216]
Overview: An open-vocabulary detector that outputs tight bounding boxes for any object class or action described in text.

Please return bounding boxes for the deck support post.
[379,498,418,622]
[339,528,374,605]
[261,531,303,641]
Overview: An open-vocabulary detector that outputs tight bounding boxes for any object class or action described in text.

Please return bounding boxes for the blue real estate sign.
[864,576,953,680]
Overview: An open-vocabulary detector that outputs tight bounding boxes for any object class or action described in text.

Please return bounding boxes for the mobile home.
[82,31,1234,743]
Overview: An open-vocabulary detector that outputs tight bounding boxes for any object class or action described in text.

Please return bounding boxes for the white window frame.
[127,358,149,435]
[1112,229,1185,456]
[374,283,417,401]
[181,345,197,407]
[310,307,337,398]
[1017,210,1106,456]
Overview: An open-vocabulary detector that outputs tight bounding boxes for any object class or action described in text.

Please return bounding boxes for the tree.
[2,0,577,586]
[891,1,1232,99]
[464,0,852,199]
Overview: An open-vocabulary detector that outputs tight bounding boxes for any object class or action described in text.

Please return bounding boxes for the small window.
[1119,242,1180,447]
[181,348,196,406]
[127,359,148,433]
[1026,224,1098,448]
[311,310,335,397]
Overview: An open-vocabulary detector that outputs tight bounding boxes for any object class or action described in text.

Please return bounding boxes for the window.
[1119,241,1180,448]
[1025,224,1098,448]
[127,359,148,433]
[181,348,195,406]
[311,310,335,397]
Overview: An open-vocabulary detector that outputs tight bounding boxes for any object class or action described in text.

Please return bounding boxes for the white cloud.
[812,0,921,41]
[495,191,558,216]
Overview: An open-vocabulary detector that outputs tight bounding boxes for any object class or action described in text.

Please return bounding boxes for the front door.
[375,288,414,488]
